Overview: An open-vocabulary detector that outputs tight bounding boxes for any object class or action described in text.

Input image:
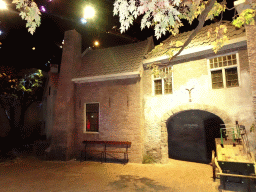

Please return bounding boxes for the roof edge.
[143,36,247,64]
[72,71,140,83]
[81,47,92,57]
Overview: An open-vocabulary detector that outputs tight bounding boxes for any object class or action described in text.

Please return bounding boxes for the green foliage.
[150,43,164,57]
[149,40,183,60]
[166,41,183,59]
[0,68,45,149]
[250,124,255,133]
[151,64,160,77]
[208,24,228,53]
[0,69,44,100]
[232,9,255,28]
[16,69,44,98]
[142,153,156,164]
[178,2,207,24]
[206,1,226,21]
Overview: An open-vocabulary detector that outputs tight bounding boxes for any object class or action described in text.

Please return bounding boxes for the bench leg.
[80,151,83,162]
[124,152,128,164]
[246,178,251,192]
[80,150,86,162]
[220,176,226,190]
[100,152,103,163]
[85,150,87,161]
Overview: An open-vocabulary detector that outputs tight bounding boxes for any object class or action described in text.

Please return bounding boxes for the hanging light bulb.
[83,6,95,19]
[94,41,99,47]
[0,0,7,10]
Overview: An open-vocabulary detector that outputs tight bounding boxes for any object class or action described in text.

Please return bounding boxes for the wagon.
[212,123,256,191]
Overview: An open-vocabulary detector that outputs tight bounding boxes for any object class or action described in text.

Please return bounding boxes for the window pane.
[154,79,162,95]
[164,81,172,94]
[211,70,223,89]
[210,54,238,69]
[226,68,239,87]
[86,103,99,132]
[210,59,213,68]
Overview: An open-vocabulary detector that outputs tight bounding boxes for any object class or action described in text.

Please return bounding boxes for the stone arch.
[159,103,232,163]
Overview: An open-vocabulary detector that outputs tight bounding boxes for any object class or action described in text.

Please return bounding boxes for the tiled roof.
[75,37,153,78]
[146,22,246,60]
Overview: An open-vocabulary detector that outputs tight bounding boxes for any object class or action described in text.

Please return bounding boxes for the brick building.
[44,15,256,163]
[45,34,154,162]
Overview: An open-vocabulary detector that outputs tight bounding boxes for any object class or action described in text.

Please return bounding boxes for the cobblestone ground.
[0,156,255,192]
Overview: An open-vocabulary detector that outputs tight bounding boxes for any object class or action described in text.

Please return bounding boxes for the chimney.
[48,30,81,160]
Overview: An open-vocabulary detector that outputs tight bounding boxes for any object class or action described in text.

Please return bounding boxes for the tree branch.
[169,0,216,61]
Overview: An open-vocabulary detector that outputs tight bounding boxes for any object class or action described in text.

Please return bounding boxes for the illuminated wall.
[142,49,254,163]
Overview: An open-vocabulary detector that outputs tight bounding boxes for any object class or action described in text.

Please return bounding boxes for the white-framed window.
[84,103,99,133]
[208,53,240,89]
[153,67,173,95]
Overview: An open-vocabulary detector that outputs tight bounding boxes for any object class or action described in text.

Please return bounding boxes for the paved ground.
[0,156,255,192]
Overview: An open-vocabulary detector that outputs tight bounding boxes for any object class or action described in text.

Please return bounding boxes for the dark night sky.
[0,0,235,72]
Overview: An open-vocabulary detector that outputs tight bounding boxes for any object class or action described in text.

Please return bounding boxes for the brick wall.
[244,25,256,122]
[75,78,143,163]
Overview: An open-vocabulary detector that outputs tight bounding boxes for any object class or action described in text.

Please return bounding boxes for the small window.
[209,54,239,89]
[225,68,239,87]
[154,79,162,95]
[153,67,172,95]
[211,70,223,89]
[85,103,99,132]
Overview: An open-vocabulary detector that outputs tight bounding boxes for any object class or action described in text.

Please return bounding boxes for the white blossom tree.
[12,0,41,35]
[113,0,256,59]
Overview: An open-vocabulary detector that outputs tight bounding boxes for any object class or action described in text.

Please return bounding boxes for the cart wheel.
[212,150,216,181]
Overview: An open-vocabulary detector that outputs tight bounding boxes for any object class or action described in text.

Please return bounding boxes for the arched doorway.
[166,110,224,163]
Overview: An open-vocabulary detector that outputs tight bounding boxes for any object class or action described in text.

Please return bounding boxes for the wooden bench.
[81,140,131,164]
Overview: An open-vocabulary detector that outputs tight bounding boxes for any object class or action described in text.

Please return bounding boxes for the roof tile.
[146,22,246,59]
[76,37,153,78]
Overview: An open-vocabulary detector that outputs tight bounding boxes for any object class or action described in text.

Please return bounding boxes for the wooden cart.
[212,124,256,191]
